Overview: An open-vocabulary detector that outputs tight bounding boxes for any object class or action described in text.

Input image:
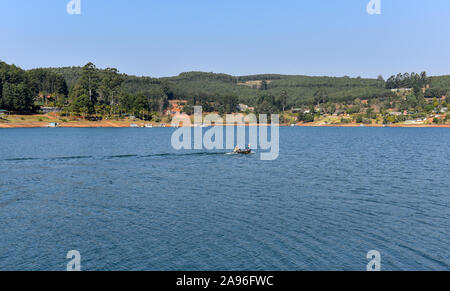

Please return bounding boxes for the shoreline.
[2,113,449,128]
[1,121,449,129]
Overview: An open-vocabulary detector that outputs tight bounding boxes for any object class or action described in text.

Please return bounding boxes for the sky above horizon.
[1,0,450,78]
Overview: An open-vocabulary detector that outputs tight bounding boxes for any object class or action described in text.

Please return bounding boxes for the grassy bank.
[1,113,449,128]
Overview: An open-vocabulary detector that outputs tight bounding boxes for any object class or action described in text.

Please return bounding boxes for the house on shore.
[238,104,249,111]
[167,100,188,115]
[390,88,412,93]
[41,107,63,114]
[237,104,255,112]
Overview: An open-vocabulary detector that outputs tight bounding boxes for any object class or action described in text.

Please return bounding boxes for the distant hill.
[430,75,450,89]
[2,59,449,120]
[34,66,450,107]
[43,67,82,88]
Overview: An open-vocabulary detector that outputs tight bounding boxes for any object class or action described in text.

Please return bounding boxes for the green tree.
[406,94,418,109]
[1,82,33,112]
[424,103,435,112]
[182,104,194,115]
[99,68,123,105]
[298,111,315,123]
[314,89,328,106]
[366,108,376,119]
[27,69,68,97]
[260,80,268,90]
[70,94,94,118]
[377,75,385,88]
[255,94,279,115]
[71,63,100,103]
[160,80,174,100]
[280,90,288,112]
[355,115,364,123]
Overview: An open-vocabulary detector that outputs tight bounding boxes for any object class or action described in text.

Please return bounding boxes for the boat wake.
[1,152,238,163]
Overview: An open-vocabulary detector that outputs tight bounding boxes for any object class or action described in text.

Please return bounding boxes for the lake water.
[0,127,449,270]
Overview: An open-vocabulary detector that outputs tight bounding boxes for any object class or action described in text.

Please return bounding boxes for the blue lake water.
[0,127,449,270]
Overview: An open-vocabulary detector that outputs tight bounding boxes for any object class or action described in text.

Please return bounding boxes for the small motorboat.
[235,149,252,155]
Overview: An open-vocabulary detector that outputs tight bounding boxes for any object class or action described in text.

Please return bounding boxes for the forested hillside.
[430,75,450,89]
[1,60,449,123]
[44,66,397,109]
[0,61,66,112]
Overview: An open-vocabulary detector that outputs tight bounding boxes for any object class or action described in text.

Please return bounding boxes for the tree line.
[385,72,429,90]
[66,63,169,120]
[0,61,170,120]
[2,60,449,118]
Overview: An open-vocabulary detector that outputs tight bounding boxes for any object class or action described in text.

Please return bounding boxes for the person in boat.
[243,144,252,154]
[234,145,252,154]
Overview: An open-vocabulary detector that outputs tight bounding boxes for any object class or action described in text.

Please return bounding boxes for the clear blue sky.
[1,0,450,78]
